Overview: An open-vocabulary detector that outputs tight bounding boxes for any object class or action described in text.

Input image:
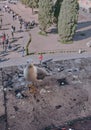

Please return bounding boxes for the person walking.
[4,38,9,52]
[6,34,9,50]
[24,22,28,30]
[13,26,16,33]
[12,13,15,21]
[2,33,6,50]
[21,47,25,57]
[11,26,14,39]
[6,34,11,49]
[39,53,43,65]
[0,18,2,26]
[8,39,12,50]
[6,34,9,40]
[20,24,22,31]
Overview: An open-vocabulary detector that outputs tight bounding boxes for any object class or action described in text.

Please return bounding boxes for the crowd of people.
[1,33,10,52]
[3,5,36,30]
[0,4,36,56]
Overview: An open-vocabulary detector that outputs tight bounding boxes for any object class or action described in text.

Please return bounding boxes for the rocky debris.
[86,41,91,47]
[0,68,5,118]
[0,70,6,130]
[0,85,5,117]
[57,78,68,86]
[0,58,91,130]
[16,92,23,99]
[0,115,6,130]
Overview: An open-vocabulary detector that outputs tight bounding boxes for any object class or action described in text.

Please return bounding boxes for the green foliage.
[58,0,79,43]
[38,0,53,32]
[38,31,47,36]
[54,0,63,23]
[21,0,29,5]
[28,0,39,8]
[21,0,39,8]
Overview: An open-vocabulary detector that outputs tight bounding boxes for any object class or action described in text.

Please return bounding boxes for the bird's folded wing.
[37,67,49,80]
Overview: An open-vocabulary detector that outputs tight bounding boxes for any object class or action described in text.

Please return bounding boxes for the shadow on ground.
[77,21,91,30]
[0,28,9,31]
[0,58,10,62]
[47,27,58,34]
[74,28,91,41]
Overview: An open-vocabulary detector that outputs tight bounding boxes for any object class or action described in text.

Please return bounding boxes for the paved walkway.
[0,52,91,67]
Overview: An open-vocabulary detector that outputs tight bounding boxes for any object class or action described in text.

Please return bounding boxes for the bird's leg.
[28,83,37,94]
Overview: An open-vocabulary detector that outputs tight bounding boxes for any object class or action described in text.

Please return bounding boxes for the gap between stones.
[1,68,9,130]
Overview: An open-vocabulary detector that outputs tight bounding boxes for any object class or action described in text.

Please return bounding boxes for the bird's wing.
[37,67,49,80]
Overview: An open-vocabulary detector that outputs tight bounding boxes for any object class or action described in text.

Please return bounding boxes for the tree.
[21,0,39,9]
[54,0,63,23]
[28,0,39,14]
[38,0,53,34]
[28,0,39,8]
[58,0,79,43]
[21,0,29,5]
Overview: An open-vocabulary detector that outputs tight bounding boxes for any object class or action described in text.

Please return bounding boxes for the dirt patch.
[1,58,91,130]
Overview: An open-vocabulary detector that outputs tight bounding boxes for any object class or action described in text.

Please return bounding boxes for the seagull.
[24,63,50,93]
[24,63,49,83]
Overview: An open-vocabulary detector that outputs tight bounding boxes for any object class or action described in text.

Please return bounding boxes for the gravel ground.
[0,58,91,130]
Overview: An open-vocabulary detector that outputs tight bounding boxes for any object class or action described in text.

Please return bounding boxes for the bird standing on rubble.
[24,63,49,93]
[24,63,49,83]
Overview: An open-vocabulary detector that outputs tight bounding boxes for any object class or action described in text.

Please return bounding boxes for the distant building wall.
[78,0,91,13]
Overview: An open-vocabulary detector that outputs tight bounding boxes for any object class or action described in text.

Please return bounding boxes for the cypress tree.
[58,0,79,43]
[38,0,53,34]
[28,0,39,14]
[54,0,63,23]
[21,0,29,5]
[21,0,39,8]
[28,0,39,8]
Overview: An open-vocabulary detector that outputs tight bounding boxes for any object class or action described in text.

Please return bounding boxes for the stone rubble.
[0,58,91,130]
